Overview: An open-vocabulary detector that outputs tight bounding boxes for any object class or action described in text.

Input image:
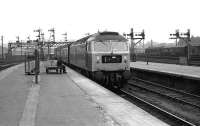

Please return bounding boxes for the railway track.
[0,63,18,71]
[131,77,200,108]
[121,78,200,126]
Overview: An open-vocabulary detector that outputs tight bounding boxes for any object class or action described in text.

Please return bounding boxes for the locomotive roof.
[75,31,127,43]
[89,31,127,42]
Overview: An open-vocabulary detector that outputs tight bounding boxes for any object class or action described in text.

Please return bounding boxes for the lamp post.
[33,29,42,84]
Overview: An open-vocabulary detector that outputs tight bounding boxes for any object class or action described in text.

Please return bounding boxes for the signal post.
[170,29,191,65]
[124,28,145,62]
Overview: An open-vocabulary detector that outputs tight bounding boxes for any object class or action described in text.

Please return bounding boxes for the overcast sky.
[0,0,200,44]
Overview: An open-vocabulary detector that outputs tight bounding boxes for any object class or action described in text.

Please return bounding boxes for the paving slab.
[0,64,32,126]
[36,71,115,126]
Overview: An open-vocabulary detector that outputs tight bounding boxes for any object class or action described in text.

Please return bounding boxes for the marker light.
[124,56,127,63]
[96,56,100,63]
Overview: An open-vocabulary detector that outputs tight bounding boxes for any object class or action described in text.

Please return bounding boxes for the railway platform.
[0,62,169,126]
[131,61,200,80]
[130,61,200,94]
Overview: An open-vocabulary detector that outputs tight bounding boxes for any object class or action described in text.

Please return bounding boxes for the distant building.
[0,46,8,59]
[178,36,200,46]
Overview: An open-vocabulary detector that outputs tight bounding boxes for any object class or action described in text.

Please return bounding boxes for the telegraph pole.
[40,32,45,60]
[34,28,42,58]
[130,28,134,48]
[48,28,55,59]
[48,28,55,42]
[1,36,3,59]
[26,36,30,52]
[170,29,191,65]
[33,29,42,84]
[186,29,191,65]
[16,36,22,56]
[34,29,41,43]
[151,40,153,47]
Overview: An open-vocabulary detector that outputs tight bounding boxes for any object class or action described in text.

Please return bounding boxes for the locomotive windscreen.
[94,32,127,42]
[94,41,128,52]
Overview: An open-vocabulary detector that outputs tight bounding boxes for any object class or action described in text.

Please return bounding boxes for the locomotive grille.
[102,55,122,63]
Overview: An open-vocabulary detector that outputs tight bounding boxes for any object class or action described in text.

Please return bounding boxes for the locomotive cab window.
[111,41,128,52]
[94,40,128,52]
[86,42,91,52]
[94,41,111,52]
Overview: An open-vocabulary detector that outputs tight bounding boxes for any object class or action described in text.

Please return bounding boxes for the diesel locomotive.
[55,31,131,88]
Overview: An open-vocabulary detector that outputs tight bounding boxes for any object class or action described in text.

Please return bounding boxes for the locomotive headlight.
[124,56,127,63]
[96,56,100,63]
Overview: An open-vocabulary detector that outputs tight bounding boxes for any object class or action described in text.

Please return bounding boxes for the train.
[55,31,131,88]
[134,44,200,65]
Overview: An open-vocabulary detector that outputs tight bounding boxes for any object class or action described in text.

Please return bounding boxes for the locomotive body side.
[55,45,69,64]
[69,37,89,70]
[61,46,69,64]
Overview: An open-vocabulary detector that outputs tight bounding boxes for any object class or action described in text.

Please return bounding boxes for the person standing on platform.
[146,53,149,65]
[57,57,66,73]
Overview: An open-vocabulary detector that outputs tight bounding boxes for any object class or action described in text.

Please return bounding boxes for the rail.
[0,63,18,71]
[131,77,200,108]
[122,79,200,125]
[121,87,197,126]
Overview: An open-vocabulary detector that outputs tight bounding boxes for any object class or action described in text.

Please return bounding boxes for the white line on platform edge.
[19,84,40,126]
